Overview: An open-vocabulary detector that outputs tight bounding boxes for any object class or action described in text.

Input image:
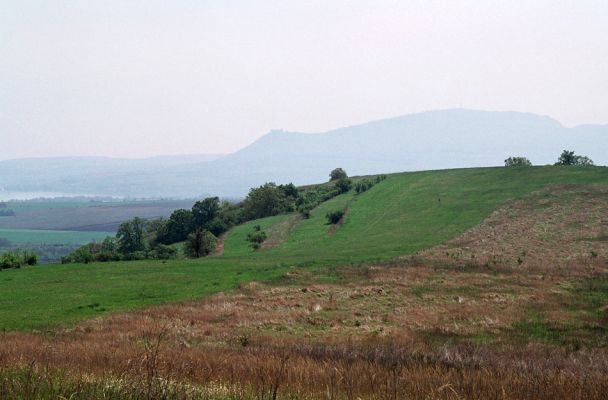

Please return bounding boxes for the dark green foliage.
[246,225,267,250]
[21,251,38,266]
[278,183,299,199]
[355,179,375,194]
[161,209,194,244]
[148,244,177,260]
[329,168,348,181]
[296,184,342,217]
[192,197,220,230]
[206,201,238,236]
[505,156,532,167]
[0,250,38,269]
[0,251,22,269]
[242,183,292,220]
[555,150,594,166]
[144,218,167,247]
[334,177,352,194]
[122,251,147,261]
[116,217,147,255]
[375,174,388,183]
[326,210,345,224]
[184,228,217,258]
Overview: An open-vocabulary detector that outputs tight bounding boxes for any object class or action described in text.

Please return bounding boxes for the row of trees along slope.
[61,168,357,263]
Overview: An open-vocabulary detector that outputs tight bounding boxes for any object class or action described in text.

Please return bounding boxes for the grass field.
[0,229,111,245]
[1,166,608,331]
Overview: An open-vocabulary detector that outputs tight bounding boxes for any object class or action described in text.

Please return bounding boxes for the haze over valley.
[2,109,606,199]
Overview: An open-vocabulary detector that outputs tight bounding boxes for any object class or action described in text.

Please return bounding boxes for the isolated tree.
[184,228,217,258]
[329,168,348,181]
[504,156,532,167]
[116,217,147,254]
[555,150,594,166]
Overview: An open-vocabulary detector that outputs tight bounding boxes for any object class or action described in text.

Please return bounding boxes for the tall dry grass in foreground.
[2,332,608,399]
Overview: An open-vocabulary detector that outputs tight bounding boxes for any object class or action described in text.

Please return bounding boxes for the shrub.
[185,229,217,258]
[246,228,267,251]
[555,150,594,166]
[68,246,93,264]
[149,244,177,260]
[326,210,345,225]
[122,251,147,261]
[355,179,375,194]
[504,156,532,167]
[22,251,38,266]
[334,177,352,194]
[0,251,22,269]
[297,185,341,217]
[375,174,387,183]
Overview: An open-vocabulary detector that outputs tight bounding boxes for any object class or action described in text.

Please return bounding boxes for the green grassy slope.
[1,166,607,331]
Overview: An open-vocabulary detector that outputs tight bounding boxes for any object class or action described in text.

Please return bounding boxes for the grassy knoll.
[1,166,607,331]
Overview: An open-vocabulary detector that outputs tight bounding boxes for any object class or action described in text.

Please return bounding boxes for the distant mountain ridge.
[1,109,606,198]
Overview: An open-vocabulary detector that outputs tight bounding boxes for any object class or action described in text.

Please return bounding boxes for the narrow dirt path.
[209,231,228,256]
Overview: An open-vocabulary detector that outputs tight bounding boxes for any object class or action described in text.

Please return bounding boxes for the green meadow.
[1,166,607,331]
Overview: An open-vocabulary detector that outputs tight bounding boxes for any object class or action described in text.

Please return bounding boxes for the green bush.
[246,228,267,251]
[554,150,594,166]
[184,229,217,258]
[0,251,22,269]
[504,156,532,167]
[329,168,348,181]
[123,251,147,261]
[149,244,177,260]
[334,177,352,194]
[22,251,38,266]
[355,179,375,194]
[326,210,345,225]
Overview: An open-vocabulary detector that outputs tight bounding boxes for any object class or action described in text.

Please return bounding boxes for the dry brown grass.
[1,185,608,399]
[415,184,608,277]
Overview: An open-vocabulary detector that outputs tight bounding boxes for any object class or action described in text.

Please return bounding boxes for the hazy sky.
[1,0,607,160]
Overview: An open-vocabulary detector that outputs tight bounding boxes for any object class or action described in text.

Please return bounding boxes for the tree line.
[62,168,363,263]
